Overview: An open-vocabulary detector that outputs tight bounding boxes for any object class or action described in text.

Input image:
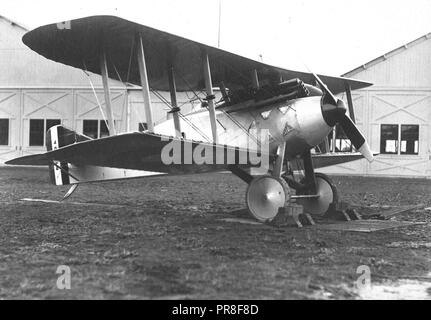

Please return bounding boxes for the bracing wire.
[150,89,211,142]
[82,62,110,133]
[176,69,261,146]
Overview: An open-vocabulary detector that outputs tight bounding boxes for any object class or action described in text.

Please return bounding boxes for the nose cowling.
[321,94,347,127]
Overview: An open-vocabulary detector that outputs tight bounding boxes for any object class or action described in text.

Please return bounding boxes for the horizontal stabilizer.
[5,153,50,166]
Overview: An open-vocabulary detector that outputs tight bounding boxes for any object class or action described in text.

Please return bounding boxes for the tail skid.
[61,184,78,202]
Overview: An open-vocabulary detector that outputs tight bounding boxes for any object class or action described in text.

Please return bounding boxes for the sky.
[1,0,431,76]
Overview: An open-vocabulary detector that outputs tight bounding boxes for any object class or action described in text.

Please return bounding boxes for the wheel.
[246,175,290,222]
[297,173,338,216]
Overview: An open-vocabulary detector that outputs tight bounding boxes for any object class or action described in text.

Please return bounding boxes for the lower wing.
[6,131,274,175]
[6,130,370,176]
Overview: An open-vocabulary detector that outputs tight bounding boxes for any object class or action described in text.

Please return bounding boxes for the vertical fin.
[46,125,90,186]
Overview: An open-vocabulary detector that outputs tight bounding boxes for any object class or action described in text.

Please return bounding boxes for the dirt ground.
[0,166,430,299]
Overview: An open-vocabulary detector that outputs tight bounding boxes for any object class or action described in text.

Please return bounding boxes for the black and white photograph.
[0,0,430,305]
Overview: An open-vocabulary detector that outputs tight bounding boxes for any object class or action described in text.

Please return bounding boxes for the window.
[29,119,61,146]
[334,124,353,152]
[29,119,44,146]
[327,124,353,152]
[83,120,114,139]
[83,120,98,139]
[138,122,148,132]
[0,119,9,145]
[380,124,419,155]
[100,121,110,138]
[401,125,419,155]
[380,124,398,154]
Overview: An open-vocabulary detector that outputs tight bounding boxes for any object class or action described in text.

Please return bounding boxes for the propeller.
[313,73,374,162]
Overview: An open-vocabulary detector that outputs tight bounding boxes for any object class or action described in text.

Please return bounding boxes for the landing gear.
[244,142,290,222]
[283,150,338,217]
[229,145,339,222]
[245,175,290,222]
[229,142,290,223]
[297,173,338,216]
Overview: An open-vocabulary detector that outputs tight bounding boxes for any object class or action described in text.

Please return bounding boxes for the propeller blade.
[312,71,374,162]
[312,72,337,105]
[338,115,374,162]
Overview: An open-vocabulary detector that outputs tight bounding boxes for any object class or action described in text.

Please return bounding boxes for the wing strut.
[273,142,286,177]
[136,34,155,132]
[202,51,218,143]
[167,65,182,137]
[251,69,260,89]
[344,82,356,123]
[99,48,117,135]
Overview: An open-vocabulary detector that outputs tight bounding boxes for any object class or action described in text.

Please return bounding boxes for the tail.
[47,125,91,186]
[7,126,165,186]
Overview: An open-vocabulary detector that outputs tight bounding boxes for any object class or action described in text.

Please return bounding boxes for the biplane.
[6,15,375,222]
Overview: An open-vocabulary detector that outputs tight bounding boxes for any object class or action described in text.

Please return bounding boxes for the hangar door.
[368,90,431,177]
[0,88,128,164]
[0,89,22,163]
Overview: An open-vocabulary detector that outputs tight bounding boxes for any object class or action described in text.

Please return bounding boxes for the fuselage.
[154,94,333,160]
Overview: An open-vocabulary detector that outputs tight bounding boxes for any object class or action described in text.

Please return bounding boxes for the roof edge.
[0,14,29,31]
[342,32,431,77]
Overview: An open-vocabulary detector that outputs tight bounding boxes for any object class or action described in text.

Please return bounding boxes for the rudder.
[46,125,91,185]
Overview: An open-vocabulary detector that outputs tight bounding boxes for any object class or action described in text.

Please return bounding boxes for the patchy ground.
[0,166,430,299]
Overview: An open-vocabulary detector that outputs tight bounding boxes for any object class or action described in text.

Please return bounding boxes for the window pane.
[335,124,352,152]
[138,122,148,132]
[0,119,9,145]
[100,120,110,138]
[29,119,44,146]
[46,119,61,131]
[401,125,419,155]
[83,120,98,139]
[380,124,398,154]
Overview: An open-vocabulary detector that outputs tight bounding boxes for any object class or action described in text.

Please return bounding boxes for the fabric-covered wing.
[7,131,368,175]
[6,132,275,174]
[23,15,372,94]
[291,152,366,170]
[7,153,52,166]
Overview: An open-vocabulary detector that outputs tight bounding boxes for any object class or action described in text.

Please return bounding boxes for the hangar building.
[322,32,431,178]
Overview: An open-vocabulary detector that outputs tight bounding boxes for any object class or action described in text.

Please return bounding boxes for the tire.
[297,172,338,216]
[245,175,290,222]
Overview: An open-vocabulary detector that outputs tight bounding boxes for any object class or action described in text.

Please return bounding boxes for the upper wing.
[23,15,372,94]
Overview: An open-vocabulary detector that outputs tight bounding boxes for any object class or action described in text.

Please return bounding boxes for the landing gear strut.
[285,150,338,216]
